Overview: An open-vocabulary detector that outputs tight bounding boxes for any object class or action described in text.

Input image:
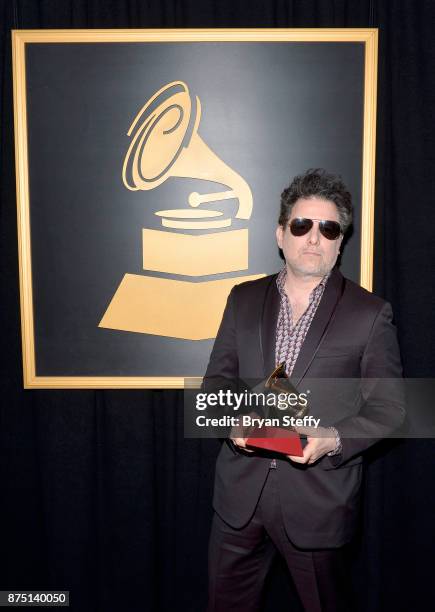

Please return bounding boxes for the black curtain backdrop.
[1,2,434,611]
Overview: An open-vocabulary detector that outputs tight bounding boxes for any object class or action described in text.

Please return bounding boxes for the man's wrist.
[326,426,342,456]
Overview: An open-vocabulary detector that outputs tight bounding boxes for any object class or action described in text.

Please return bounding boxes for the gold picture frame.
[13,28,378,388]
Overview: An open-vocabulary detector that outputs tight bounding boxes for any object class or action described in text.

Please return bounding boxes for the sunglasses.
[289,217,342,241]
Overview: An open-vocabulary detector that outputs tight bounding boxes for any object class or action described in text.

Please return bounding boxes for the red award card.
[246,427,304,456]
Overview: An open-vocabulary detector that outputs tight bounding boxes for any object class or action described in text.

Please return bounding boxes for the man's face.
[276,197,343,278]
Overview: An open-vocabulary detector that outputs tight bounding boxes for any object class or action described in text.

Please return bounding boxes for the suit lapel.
[260,274,280,377]
[290,267,344,385]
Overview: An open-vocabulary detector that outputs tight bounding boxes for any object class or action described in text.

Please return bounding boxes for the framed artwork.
[13,29,377,387]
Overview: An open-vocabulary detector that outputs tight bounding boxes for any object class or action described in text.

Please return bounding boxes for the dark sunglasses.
[289,217,342,241]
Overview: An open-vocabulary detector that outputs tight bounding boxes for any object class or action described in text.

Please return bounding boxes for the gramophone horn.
[122,81,253,220]
[265,362,309,418]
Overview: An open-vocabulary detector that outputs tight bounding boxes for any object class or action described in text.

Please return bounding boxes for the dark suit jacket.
[204,267,405,548]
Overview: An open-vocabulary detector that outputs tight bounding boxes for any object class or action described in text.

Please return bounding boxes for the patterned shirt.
[275,267,330,375]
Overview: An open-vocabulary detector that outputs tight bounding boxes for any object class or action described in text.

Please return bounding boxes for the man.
[204,169,405,611]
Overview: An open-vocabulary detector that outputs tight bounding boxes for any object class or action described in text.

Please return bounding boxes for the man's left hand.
[287,426,337,464]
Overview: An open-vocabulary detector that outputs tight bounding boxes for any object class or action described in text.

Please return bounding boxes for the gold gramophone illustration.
[99,81,264,340]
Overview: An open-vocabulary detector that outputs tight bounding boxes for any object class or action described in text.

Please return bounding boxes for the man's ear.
[276,225,284,249]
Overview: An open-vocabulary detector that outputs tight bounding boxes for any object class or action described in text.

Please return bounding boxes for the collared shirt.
[275,267,330,376]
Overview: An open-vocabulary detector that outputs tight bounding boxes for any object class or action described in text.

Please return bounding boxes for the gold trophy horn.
[265,362,309,419]
[122,81,253,228]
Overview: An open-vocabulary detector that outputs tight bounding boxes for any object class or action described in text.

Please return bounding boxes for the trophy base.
[246,427,303,456]
[99,273,265,340]
[142,228,248,276]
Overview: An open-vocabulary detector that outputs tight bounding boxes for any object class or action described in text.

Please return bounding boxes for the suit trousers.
[207,467,352,612]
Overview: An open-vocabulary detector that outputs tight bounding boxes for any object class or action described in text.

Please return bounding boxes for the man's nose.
[307,222,321,244]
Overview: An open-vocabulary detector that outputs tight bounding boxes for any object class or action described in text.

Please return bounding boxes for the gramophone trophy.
[99,81,264,340]
[246,363,305,456]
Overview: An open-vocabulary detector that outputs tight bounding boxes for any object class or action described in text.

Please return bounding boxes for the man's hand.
[287,426,337,465]
[231,437,255,452]
[229,411,259,453]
